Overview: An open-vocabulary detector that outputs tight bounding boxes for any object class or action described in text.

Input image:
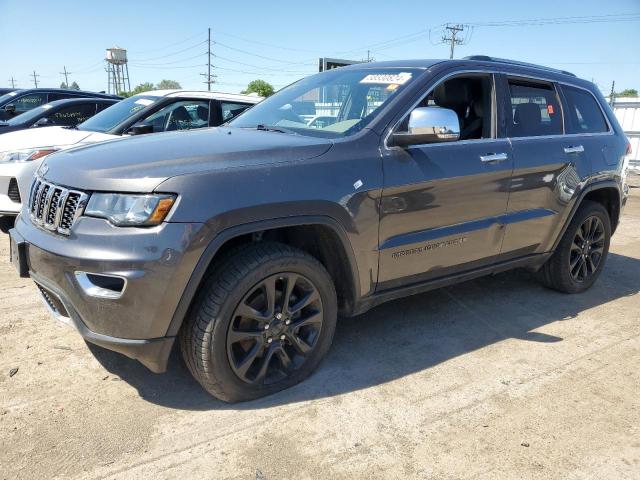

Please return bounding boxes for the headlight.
[84,193,176,227]
[0,148,58,163]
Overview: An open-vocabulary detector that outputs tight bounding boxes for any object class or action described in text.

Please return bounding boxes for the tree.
[70,81,80,90]
[616,88,638,98]
[242,79,275,97]
[60,82,67,89]
[156,79,182,90]
[119,82,155,98]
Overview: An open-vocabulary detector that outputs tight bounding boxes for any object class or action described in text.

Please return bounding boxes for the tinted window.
[47,103,96,126]
[220,102,251,122]
[48,92,80,102]
[562,86,608,134]
[507,80,562,137]
[13,93,47,113]
[96,102,113,113]
[139,100,210,132]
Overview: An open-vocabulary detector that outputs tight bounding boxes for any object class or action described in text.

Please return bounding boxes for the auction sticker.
[360,72,412,85]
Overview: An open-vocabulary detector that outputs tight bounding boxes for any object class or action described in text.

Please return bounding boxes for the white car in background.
[0,90,261,231]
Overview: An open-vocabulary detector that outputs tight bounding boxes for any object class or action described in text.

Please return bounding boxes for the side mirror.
[390,107,460,147]
[34,117,50,127]
[127,123,154,135]
[4,104,16,114]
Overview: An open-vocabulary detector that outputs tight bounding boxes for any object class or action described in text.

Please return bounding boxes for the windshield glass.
[229,68,422,137]
[5,103,52,125]
[77,95,159,133]
[0,91,20,107]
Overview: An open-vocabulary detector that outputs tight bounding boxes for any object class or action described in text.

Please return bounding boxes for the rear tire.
[538,200,611,293]
[180,242,337,403]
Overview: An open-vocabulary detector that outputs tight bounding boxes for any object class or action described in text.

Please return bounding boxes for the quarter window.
[507,80,562,137]
[562,86,608,134]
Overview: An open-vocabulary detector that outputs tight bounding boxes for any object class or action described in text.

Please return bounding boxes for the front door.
[378,72,513,289]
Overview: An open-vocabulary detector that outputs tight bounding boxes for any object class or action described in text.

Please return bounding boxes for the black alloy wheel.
[227,273,323,385]
[569,215,606,282]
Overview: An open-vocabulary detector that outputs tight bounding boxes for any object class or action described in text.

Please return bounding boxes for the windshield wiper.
[255,124,297,135]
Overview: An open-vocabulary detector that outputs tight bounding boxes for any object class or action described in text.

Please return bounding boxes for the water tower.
[105,46,131,95]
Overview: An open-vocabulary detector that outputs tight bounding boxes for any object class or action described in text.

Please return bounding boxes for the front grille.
[36,283,70,319]
[29,178,88,235]
[8,178,21,203]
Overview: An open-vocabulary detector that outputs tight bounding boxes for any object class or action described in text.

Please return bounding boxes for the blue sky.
[0,0,638,95]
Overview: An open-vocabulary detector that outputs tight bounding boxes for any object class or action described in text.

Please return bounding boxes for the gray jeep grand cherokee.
[9,57,630,402]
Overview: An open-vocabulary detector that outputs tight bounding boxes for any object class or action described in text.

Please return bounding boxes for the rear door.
[214,100,255,126]
[378,71,513,289]
[500,75,588,258]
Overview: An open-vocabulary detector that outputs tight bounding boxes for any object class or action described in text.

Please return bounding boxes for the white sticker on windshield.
[134,98,154,106]
[360,72,412,85]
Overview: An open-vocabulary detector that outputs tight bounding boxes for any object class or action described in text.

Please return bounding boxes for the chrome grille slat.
[28,177,88,236]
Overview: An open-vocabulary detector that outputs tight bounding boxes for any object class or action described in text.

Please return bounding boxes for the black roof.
[1,87,121,99]
[341,57,584,83]
[41,97,120,108]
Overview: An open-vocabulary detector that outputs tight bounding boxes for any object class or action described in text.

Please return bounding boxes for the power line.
[132,40,208,63]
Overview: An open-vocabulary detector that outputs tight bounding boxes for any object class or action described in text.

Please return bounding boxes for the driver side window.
[399,73,494,142]
[139,100,210,132]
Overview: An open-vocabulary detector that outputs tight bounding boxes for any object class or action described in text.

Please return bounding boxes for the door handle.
[564,145,584,154]
[480,152,509,164]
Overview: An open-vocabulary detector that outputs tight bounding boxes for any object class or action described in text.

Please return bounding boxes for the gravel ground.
[1,191,639,480]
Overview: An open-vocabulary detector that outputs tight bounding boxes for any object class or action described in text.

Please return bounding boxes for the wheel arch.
[165,215,361,337]
[551,180,622,252]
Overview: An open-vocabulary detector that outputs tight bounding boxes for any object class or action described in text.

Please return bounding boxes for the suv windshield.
[230,68,422,138]
[77,95,159,133]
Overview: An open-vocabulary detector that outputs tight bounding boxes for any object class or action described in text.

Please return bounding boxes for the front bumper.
[0,160,40,215]
[12,214,209,372]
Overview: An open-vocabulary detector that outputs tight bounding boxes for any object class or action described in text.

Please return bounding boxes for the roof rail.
[463,55,576,77]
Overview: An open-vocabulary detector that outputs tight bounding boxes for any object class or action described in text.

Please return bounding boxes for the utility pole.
[31,71,40,88]
[60,66,71,87]
[441,24,465,59]
[200,27,216,91]
[609,80,616,106]
[8,76,16,88]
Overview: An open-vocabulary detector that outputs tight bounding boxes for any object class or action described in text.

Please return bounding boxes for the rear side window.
[507,80,562,137]
[562,86,608,134]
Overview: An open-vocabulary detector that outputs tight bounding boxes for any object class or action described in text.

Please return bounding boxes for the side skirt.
[350,252,552,316]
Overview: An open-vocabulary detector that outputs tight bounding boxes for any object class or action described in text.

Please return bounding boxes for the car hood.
[0,126,116,153]
[40,127,334,192]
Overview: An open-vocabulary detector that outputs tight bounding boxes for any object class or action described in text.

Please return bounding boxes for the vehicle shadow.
[89,252,640,410]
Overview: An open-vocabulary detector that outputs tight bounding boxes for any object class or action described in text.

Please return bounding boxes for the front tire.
[180,242,337,403]
[539,200,611,293]
[0,216,15,234]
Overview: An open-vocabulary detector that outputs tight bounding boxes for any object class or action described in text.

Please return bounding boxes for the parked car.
[0,88,120,121]
[0,97,119,135]
[9,57,630,402]
[0,90,261,230]
[0,88,17,96]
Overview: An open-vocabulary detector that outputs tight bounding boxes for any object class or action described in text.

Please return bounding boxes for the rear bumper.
[12,213,209,372]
